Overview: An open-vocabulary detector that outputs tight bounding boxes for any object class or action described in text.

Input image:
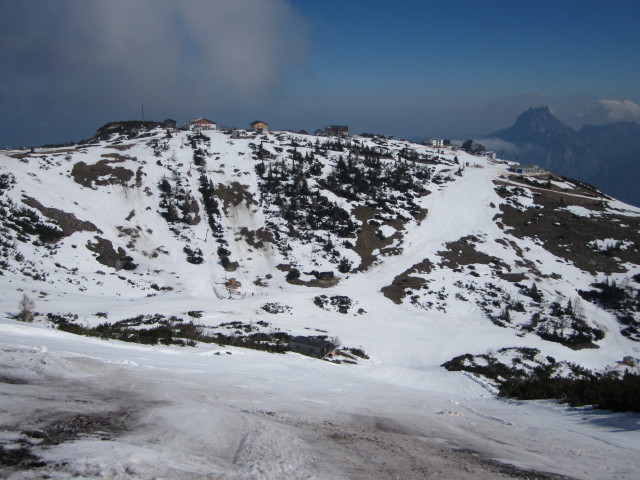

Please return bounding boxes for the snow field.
[1,129,639,478]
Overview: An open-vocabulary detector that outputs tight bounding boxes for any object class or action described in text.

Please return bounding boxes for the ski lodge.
[188,118,217,131]
[250,121,269,134]
[289,336,335,359]
[509,164,543,174]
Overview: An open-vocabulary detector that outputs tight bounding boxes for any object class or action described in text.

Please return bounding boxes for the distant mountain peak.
[512,107,575,137]
[494,106,575,142]
[515,106,554,124]
[485,106,640,206]
[520,105,552,115]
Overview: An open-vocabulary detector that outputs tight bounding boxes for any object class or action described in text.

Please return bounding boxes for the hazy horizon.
[1,0,639,147]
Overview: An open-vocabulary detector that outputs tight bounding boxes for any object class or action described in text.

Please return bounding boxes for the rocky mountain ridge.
[486,106,640,206]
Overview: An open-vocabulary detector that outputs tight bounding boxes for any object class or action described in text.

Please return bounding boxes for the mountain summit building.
[289,336,335,359]
[250,121,269,133]
[325,125,349,136]
[509,164,543,174]
[188,118,217,131]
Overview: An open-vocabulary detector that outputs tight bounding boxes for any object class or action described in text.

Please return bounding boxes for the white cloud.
[0,0,309,120]
[596,99,640,122]
[478,137,521,155]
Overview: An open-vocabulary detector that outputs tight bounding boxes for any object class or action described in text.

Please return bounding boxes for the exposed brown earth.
[100,153,136,162]
[104,143,135,151]
[438,235,510,271]
[22,196,101,237]
[238,227,275,249]
[86,236,135,270]
[381,258,434,304]
[437,235,525,281]
[351,206,409,272]
[277,263,340,288]
[504,172,605,199]
[71,160,136,189]
[494,182,640,275]
[214,181,257,214]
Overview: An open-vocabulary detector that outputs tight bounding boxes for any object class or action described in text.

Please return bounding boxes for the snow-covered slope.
[2,319,640,480]
[1,124,639,478]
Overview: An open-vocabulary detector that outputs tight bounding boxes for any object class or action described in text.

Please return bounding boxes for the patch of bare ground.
[263,411,575,480]
[303,277,341,289]
[495,237,547,281]
[238,227,275,248]
[412,202,430,223]
[7,147,79,159]
[41,148,78,154]
[1,409,137,473]
[214,181,257,214]
[494,185,640,275]
[116,225,143,249]
[29,410,134,445]
[0,353,157,478]
[381,258,434,304]
[86,236,136,270]
[100,153,136,162]
[253,273,272,287]
[496,177,608,212]
[22,196,101,236]
[438,235,525,281]
[327,350,359,365]
[104,143,134,151]
[505,172,606,198]
[276,264,339,288]
[351,206,409,272]
[71,160,135,189]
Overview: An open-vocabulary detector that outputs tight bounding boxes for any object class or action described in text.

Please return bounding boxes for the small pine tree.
[529,283,543,302]
[338,257,352,274]
[18,294,35,323]
[286,268,300,281]
[565,299,574,316]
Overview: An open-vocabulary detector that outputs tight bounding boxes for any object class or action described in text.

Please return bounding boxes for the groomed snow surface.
[2,319,640,480]
[1,130,639,479]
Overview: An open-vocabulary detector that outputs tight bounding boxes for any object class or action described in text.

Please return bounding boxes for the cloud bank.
[595,99,640,122]
[478,138,522,156]
[0,0,308,142]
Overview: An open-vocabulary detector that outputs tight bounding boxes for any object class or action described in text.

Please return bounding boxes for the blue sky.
[1,0,639,146]
[282,0,640,136]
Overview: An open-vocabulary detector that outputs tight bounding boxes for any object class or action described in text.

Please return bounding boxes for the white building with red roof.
[188,118,217,131]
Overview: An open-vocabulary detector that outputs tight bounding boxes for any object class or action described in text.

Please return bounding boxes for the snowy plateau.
[0,123,639,479]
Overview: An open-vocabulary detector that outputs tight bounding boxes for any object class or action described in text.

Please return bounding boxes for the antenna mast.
[141,99,145,121]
